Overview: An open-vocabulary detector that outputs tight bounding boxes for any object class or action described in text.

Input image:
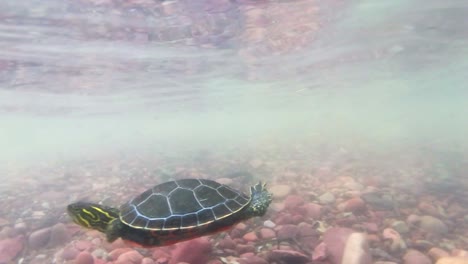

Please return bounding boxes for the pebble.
[263,220,276,228]
[13,223,27,235]
[169,237,211,264]
[116,250,144,264]
[436,257,468,264]
[267,249,310,264]
[341,233,372,264]
[216,178,233,185]
[218,237,236,249]
[109,248,133,260]
[269,185,292,199]
[92,248,107,259]
[276,224,299,240]
[284,195,304,209]
[0,237,24,263]
[28,227,51,250]
[259,228,276,239]
[75,251,95,264]
[403,249,431,264]
[382,228,406,252]
[61,245,80,260]
[338,197,366,213]
[391,221,409,234]
[319,192,335,204]
[242,231,258,242]
[428,247,450,261]
[48,223,70,247]
[142,257,156,264]
[419,215,448,235]
[241,255,268,264]
[303,202,322,219]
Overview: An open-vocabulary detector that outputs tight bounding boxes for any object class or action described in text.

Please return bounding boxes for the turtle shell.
[119,179,250,231]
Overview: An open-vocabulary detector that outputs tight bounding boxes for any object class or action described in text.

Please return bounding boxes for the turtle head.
[67,202,120,233]
[247,182,272,217]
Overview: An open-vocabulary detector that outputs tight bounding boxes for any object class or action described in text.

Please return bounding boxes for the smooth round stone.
[243,231,258,242]
[391,221,409,234]
[276,225,299,240]
[49,223,69,247]
[61,245,80,260]
[75,251,94,264]
[216,178,233,185]
[269,185,292,199]
[436,257,468,264]
[403,250,431,264]
[13,222,27,235]
[116,250,144,264]
[141,257,155,264]
[319,192,335,204]
[259,228,276,239]
[263,220,276,228]
[28,227,51,250]
[419,216,448,235]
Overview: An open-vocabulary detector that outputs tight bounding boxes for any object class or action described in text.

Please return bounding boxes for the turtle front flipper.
[247,182,272,217]
[67,202,119,233]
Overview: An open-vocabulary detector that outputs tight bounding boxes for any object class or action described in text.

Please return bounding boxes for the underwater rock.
[141,257,155,264]
[48,223,70,247]
[108,248,133,260]
[418,201,441,217]
[341,233,372,264]
[276,224,299,240]
[61,245,80,260]
[312,242,328,261]
[259,228,276,240]
[218,236,236,249]
[338,197,366,213]
[169,237,212,264]
[75,251,95,264]
[115,250,144,264]
[436,257,468,264]
[242,231,258,242]
[268,249,310,264]
[418,215,448,236]
[284,195,304,209]
[321,227,354,264]
[403,249,431,264]
[240,255,268,264]
[391,220,409,234]
[302,202,322,219]
[0,236,24,263]
[428,247,450,261]
[382,228,406,252]
[263,220,276,228]
[269,184,292,199]
[319,192,335,204]
[28,227,51,249]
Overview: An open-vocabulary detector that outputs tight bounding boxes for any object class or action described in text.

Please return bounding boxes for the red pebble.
[169,237,212,264]
[0,237,24,263]
[75,251,94,264]
[116,250,144,264]
[108,248,133,261]
[259,228,276,239]
[276,224,299,240]
[284,195,305,210]
[243,231,258,242]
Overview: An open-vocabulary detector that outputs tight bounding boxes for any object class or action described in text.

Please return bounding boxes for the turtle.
[67,178,272,247]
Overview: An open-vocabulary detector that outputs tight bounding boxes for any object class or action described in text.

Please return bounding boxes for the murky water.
[0,0,467,263]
